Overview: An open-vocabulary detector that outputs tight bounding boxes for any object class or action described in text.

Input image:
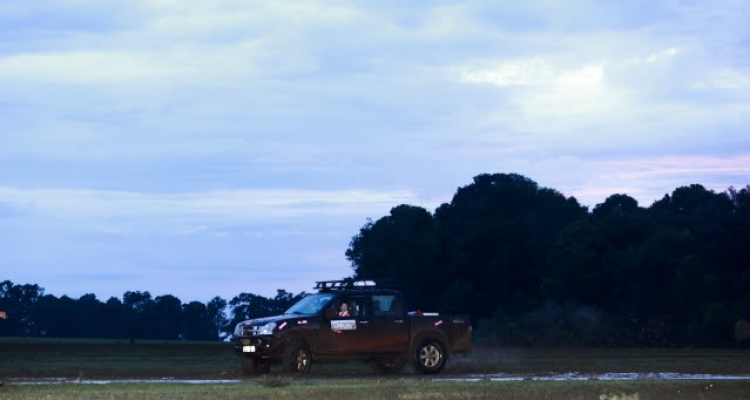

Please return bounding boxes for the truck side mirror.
[325,309,337,320]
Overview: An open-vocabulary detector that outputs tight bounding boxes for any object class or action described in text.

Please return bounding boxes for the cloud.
[549,153,750,208]
[646,47,679,63]
[0,49,257,85]
[449,59,604,87]
[563,186,649,207]
[2,0,750,301]
[691,69,750,90]
[608,154,750,179]
[0,187,420,219]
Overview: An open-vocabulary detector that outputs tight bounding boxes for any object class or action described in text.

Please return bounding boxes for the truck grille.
[241,337,265,346]
[243,325,262,336]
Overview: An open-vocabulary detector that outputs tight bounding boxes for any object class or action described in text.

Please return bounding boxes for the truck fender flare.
[410,330,450,361]
[277,329,316,355]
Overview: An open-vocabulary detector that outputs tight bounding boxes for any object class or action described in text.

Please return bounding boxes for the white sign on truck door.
[331,319,357,331]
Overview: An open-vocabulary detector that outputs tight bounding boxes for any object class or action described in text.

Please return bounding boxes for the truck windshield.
[285,293,336,315]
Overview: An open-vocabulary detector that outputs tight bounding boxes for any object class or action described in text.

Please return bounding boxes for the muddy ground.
[2,339,750,380]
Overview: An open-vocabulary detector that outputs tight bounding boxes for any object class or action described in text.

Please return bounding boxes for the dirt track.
[2,340,750,380]
[5,372,750,386]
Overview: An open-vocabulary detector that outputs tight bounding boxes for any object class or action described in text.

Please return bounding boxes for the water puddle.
[7,378,243,385]
[435,373,750,382]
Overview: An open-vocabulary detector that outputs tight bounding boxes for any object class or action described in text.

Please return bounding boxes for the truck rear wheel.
[368,357,406,374]
[281,340,312,374]
[242,356,271,375]
[412,339,446,374]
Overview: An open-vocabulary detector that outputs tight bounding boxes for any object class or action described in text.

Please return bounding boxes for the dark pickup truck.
[234,280,471,375]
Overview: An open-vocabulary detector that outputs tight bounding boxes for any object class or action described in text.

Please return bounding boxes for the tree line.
[0,281,304,341]
[2,173,749,347]
[348,173,750,347]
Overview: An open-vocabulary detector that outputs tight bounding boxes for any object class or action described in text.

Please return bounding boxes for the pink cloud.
[608,154,750,180]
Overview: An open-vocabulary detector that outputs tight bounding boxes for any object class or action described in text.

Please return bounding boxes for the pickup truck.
[233,280,471,375]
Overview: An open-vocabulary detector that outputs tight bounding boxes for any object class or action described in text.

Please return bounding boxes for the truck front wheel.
[281,340,312,374]
[242,356,271,375]
[412,339,446,374]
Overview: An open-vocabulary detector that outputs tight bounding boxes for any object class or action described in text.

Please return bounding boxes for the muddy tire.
[368,357,407,374]
[281,340,312,374]
[242,356,271,375]
[411,339,446,374]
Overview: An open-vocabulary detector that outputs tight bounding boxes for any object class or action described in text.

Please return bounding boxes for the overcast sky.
[1,0,749,302]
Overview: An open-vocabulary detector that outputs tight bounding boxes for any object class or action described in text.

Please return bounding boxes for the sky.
[1,0,749,303]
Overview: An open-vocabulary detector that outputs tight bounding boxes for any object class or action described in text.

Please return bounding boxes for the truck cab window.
[372,295,402,316]
[330,296,366,318]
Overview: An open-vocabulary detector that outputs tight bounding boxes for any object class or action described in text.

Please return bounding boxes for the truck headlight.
[258,322,276,335]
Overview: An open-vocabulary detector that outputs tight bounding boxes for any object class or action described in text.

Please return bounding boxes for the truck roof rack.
[315,279,397,292]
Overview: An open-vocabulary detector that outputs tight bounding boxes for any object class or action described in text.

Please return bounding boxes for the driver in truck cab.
[338,301,351,317]
[332,301,352,334]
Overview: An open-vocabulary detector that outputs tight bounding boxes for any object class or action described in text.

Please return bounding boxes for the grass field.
[1,338,749,399]
[2,337,750,379]
[0,337,237,379]
[2,379,749,400]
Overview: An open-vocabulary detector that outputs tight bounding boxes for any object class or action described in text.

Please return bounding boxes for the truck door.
[370,294,409,353]
[317,295,372,354]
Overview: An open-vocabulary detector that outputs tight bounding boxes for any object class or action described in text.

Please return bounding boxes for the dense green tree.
[0,280,295,341]
[544,219,607,306]
[0,281,44,336]
[102,296,129,339]
[152,295,183,340]
[182,301,212,340]
[207,296,228,339]
[347,174,749,347]
[122,291,154,339]
[727,185,750,329]
[347,205,440,308]
[225,290,305,335]
[593,193,641,218]
[434,174,586,317]
[33,294,105,338]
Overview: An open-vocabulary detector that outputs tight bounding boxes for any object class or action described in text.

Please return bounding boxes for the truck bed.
[409,314,472,353]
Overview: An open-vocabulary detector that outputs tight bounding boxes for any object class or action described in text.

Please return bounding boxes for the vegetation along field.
[2,379,750,400]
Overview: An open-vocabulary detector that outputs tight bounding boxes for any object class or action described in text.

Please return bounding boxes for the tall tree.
[207,296,228,340]
[434,173,586,317]
[347,205,440,309]
[152,295,183,340]
[122,291,154,339]
[182,301,211,340]
[0,281,44,336]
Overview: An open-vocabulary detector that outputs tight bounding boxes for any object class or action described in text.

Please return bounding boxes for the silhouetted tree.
[152,295,183,340]
[207,296,228,340]
[347,205,440,308]
[347,174,750,347]
[226,290,305,336]
[122,291,154,339]
[182,301,212,340]
[0,281,43,336]
[102,296,128,339]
